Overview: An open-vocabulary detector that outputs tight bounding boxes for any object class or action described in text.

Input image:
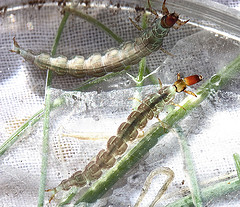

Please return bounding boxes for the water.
[0,1,240,206]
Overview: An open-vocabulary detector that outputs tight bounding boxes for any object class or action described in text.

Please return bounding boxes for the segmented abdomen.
[13,19,169,77]
[56,86,176,192]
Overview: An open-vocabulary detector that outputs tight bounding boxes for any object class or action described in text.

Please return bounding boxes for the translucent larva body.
[47,74,202,202]
[11,0,188,77]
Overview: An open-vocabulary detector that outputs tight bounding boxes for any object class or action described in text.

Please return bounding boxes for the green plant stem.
[135,12,154,87]
[74,67,130,91]
[233,153,240,180]
[0,5,127,157]
[0,5,160,158]
[136,13,148,86]
[141,6,160,85]
[75,55,240,204]
[130,12,149,111]
[0,68,128,157]
[0,109,43,156]
[175,125,203,207]
[0,97,65,157]
[136,57,146,86]
[58,187,78,207]
[145,66,159,85]
[64,6,123,43]
[166,177,240,207]
[38,82,52,207]
[37,11,70,207]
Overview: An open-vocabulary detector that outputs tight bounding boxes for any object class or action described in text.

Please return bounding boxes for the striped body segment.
[56,86,176,192]
[11,0,188,77]
[12,20,169,77]
[46,74,202,202]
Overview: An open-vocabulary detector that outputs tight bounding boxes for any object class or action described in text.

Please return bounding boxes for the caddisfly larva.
[46,73,202,202]
[11,0,188,77]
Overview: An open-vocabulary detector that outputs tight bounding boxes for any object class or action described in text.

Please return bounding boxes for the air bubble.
[210,74,221,86]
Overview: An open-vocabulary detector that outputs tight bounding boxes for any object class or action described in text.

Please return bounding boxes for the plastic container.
[0,0,240,206]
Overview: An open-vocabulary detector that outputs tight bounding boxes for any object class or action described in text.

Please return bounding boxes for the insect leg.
[159,47,174,57]
[183,90,197,97]
[128,97,142,103]
[155,114,169,131]
[138,129,145,138]
[158,78,163,89]
[147,0,159,18]
[10,37,20,53]
[129,17,143,31]
[45,188,57,203]
[170,101,186,111]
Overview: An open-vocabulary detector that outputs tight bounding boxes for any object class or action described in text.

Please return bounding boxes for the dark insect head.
[161,12,179,28]
[173,74,203,97]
